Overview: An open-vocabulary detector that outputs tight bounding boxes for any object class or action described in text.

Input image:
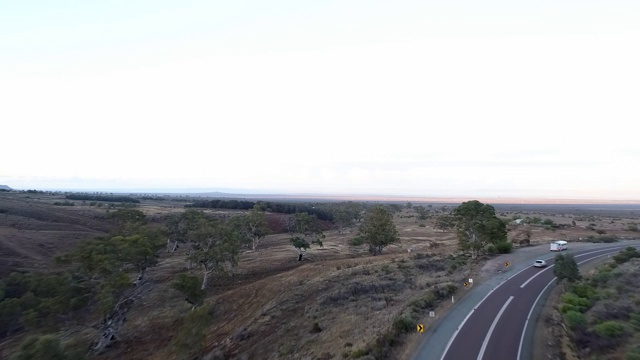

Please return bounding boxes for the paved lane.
[413,242,640,360]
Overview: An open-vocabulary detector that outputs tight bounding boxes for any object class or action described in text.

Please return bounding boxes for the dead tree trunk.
[91,281,152,355]
[201,266,213,290]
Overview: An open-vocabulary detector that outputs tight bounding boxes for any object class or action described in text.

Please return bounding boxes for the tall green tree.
[453,200,507,259]
[166,212,189,253]
[415,206,428,220]
[434,215,455,232]
[113,235,163,280]
[359,205,399,255]
[288,213,325,260]
[188,216,242,289]
[553,253,581,284]
[233,207,270,251]
[107,208,147,235]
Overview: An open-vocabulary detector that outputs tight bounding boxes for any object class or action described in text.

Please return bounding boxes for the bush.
[560,303,577,314]
[172,274,205,307]
[53,201,75,206]
[626,347,640,360]
[595,229,607,235]
[627,225,639,232]
[571,283,598,301]
[594,321,625,338]
[562,293,590,312]
[613,247,640,264]
[630,313,640,329]
[485,244,498,255]
[349,237,365,246]
[10,334,82,360]
[310,321,322,333]
[564,311,586,330]
[495,241,513,254]
[392,316,413,333]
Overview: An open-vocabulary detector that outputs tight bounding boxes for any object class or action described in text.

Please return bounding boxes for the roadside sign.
[417,324,424,333]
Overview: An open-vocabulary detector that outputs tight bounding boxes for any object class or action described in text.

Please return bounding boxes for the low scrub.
[594,321,626,338]
[495,241,513,254]
[583,235,618,243]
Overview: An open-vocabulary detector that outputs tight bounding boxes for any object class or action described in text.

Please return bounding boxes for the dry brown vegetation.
[1,192,640,359]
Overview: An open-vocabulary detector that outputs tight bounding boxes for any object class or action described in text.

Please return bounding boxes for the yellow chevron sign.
[417,324,424,333]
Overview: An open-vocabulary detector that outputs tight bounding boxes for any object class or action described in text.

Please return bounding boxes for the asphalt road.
[412,241,640,360]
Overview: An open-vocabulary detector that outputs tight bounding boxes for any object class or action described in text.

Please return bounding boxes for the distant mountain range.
[0,185,12,191]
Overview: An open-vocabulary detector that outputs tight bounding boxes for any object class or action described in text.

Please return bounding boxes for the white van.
[550,240,568,251]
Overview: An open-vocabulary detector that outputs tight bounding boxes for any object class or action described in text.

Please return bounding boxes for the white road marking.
[516,278,555,360]
[520,265,554,288]
[439,278,509,360]
[477,296,514,360]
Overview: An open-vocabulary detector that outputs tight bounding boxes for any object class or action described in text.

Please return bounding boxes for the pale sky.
[1,1,639,199]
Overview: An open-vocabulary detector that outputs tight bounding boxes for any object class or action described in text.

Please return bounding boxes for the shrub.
[571,283,598,301]
[627,225,639,232]
[560,303,577,314]
[392,316,413,333]
[613,247,640,264]
[349,349,367,358]
[629,313,640,329]
[310,321,322,333]
[53,201,75,206]
[410,293,437,310]
[626,347,640,360]
[594,321,625,338]
[595,229,607,235]
[485,244,497,255]
[349,237,365,246]
[495,241,513,254]
[564,311,586,330]
[418,223,426,227]
[562,293,590,312]
[10,334,83,360]
[172,273,205,307]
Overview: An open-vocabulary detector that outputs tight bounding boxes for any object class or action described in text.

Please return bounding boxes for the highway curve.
[412,241,640,360]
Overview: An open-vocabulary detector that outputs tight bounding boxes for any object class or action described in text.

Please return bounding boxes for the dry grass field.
[1,192,639,359]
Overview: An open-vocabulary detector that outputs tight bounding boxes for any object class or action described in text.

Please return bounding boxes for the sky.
[1,1,639,200]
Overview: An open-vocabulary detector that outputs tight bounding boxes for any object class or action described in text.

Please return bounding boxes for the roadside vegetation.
[558,247,640,359]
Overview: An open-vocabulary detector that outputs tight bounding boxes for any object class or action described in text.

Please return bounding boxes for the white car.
[533,260,547,268]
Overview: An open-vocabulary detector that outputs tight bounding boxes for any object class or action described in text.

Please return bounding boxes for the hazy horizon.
[2,1,639,200]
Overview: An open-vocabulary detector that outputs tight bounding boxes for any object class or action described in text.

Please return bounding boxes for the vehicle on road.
[550,240,568,251]
[533,259,547,268]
